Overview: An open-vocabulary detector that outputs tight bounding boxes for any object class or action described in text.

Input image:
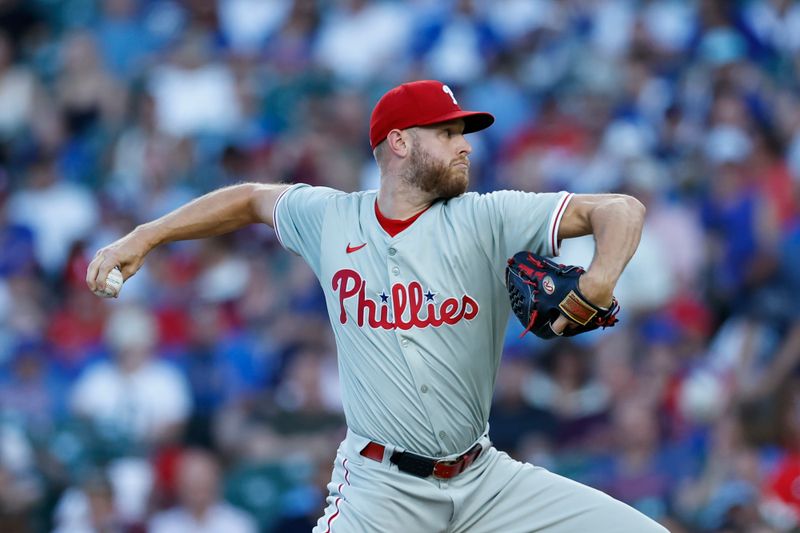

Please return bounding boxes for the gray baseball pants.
[314,429,669,533]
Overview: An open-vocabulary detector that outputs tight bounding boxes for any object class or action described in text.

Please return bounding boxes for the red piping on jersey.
[550,193,573,256]
[374,200,430,237]
[272,185,295,249]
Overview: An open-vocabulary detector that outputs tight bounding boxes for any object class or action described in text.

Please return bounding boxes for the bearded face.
[401,134,470,199]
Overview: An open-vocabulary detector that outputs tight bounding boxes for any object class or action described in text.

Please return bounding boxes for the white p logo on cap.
[442,84,458,105]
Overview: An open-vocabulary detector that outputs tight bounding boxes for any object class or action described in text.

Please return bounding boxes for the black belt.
[361,441,483,479]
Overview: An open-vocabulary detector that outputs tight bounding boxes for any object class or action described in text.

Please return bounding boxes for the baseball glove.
[505,251,620,339]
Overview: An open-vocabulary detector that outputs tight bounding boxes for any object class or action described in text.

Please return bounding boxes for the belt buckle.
[432,458,461,479]
[433,444,482,479]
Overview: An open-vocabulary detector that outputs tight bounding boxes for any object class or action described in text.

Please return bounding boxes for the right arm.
[86,183,291,293]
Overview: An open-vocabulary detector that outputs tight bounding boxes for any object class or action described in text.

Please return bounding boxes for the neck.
[377,174,434,220]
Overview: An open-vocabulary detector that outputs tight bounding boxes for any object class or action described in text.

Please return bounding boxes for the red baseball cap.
[369,80,495,150]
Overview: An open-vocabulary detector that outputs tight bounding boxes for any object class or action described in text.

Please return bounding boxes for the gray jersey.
[274,185,573,457]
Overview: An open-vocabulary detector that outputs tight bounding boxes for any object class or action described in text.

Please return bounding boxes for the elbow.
[621,194,646,224]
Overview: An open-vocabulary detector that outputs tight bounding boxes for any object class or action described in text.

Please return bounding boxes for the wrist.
[578,271,614,308]
[132,223,162,251]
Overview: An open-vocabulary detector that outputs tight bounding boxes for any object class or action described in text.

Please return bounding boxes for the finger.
[118,262,135,281]
[96,262,115,291]
[85,254,103,291]
[551,315,571,335]
[88,251,118,293]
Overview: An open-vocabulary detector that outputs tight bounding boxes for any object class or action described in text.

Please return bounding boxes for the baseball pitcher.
[87,80,668,532]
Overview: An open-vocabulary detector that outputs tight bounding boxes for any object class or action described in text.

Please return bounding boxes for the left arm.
[557,193,646,307]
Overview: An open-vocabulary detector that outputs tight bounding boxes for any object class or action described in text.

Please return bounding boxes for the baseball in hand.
[94,267,124,298]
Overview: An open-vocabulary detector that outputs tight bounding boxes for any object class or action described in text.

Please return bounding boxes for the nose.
[457,135,472,156]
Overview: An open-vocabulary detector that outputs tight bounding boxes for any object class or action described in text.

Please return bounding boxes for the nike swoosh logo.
[346,242,367,254]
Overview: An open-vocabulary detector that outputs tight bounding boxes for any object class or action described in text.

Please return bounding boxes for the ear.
[386,129,411,158]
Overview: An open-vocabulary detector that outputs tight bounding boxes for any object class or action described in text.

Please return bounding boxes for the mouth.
[452,160,470,168]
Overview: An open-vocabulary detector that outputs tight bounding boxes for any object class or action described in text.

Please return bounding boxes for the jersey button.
[388,247,397,256]
[420,384,428,393]
[391,266,400,276]
[439,431,447,439]
[401,339,409,347]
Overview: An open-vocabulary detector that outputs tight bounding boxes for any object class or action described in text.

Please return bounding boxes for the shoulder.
[439,190,540,212]
[297,187,376,212]
[444,190,540,204]
[437,191,486,210]
[277,184,366,213]
[454,189,572,208]
[281,183,348,202]
[284,185,375,207]
[326,188,375,205]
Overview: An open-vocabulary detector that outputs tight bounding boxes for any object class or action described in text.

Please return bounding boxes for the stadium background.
[1,0,800,531]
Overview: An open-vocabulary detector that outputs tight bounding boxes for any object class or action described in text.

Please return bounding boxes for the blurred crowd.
[1,0,800,531]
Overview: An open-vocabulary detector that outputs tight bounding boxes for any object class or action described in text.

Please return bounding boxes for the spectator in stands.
[6,155,99,276]
[70,304,191,446]
[51,471,126,533]
[0,30,41,141]
[149,448,257,533]
[523,340,611,447]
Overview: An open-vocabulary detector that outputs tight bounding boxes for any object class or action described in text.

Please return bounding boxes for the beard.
[401,142,469,200]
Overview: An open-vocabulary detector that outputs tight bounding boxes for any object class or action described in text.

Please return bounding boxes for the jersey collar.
[374,200,431,238]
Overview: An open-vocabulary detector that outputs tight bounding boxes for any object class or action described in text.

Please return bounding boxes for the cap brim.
[417,110,495,134]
